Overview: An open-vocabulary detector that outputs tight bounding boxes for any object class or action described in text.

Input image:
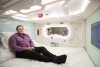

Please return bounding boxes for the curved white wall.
[35,21,84,47]
[85,7,100,67]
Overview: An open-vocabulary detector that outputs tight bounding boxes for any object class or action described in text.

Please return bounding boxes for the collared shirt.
[47,32,53,36]
[9,33,34,52]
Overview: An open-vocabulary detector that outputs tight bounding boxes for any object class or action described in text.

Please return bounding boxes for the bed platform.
[0,46,95,67]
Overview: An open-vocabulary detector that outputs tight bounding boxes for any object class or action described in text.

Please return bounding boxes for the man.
[9,25,67,64]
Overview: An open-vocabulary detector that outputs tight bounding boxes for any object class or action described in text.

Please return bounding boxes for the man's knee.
[40,46,46,50]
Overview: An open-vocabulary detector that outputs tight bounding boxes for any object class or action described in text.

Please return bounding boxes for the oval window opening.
[47,27,68,36]
[43,24,71,39]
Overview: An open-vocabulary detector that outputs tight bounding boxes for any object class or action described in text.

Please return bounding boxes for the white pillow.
[0,32,15,49]
[0,46,15,64]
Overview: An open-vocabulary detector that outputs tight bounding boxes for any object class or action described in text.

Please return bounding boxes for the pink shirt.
[9,33,34,52]
[47,32,53,35]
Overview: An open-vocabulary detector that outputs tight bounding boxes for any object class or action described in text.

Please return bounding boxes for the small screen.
[91,21,100,49]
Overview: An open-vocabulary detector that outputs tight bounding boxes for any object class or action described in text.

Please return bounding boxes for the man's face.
[49,29,52,32]
[17,26,24,34]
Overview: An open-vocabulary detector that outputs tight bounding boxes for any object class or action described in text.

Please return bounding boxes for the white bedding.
[0,46,95,67]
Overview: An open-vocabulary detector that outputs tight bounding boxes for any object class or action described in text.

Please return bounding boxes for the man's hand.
[26,47,35,50]
[31,47,35,50]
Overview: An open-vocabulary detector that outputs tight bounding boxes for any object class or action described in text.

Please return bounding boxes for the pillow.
[0,46,15,64]
[0,32,15,49]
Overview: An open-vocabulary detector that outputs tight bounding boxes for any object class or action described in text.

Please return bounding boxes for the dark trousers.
[15,47,56,62]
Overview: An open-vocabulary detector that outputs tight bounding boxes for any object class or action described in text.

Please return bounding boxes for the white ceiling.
[0,0,100,22]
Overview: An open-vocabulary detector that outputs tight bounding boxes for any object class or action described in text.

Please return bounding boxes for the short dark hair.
[47,28,50,31]
[16,25,23,31]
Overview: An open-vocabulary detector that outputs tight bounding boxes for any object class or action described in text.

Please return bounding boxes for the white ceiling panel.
[0,0,99,22]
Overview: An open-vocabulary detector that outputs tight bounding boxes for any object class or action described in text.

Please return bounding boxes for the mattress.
[0,46,95,67]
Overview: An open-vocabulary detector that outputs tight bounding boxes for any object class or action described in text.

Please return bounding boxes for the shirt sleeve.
[9,35,27,52]
[26,34,34,47]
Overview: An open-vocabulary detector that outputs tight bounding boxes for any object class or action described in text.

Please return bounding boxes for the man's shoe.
[53,55,67,64]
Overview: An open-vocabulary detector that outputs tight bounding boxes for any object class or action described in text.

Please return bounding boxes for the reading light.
[20,5,42,13]
[45,1,65,10]
[41,0,56,5]
[13,14,28,18]
[67,0,90,15]
[78,0,90,14]
[11,16,29,21]
[3,10,18,15]
[3,11,10,15]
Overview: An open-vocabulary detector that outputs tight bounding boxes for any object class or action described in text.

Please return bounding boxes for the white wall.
[85,7,100,67]
[35,21,84,47]
[0,18,35,39]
